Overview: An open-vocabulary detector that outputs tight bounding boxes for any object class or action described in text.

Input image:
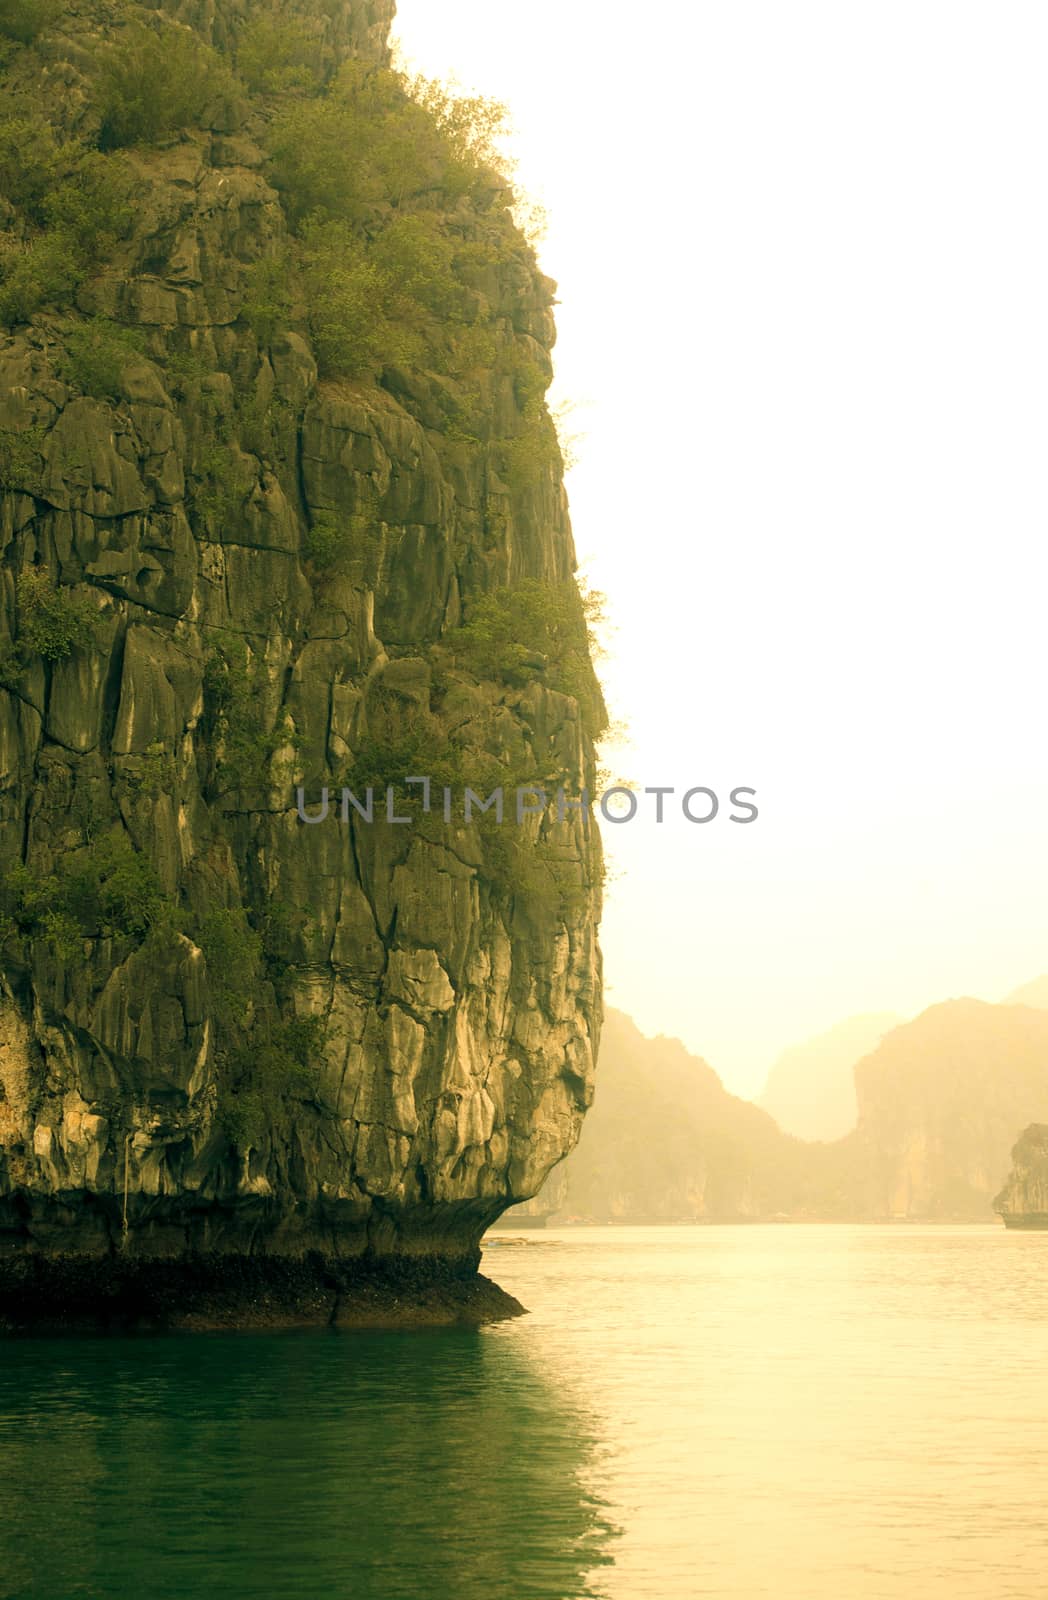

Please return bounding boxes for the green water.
[0,1324,611,1600]
[2,1225,1047,1599]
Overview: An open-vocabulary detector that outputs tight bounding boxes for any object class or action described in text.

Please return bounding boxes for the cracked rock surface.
[0,0,603,1289]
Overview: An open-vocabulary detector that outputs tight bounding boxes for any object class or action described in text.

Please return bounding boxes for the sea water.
[1,1225,1046,1599]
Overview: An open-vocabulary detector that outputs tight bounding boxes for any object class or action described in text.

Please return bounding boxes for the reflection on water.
[488,1225,1048,1600]
[3,1226,1048,1599]
[0,1327,616,1600]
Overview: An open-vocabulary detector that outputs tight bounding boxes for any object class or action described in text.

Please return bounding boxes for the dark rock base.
[0,1253,526,1334]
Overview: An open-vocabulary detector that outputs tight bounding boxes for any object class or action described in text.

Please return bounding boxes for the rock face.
[993,1125,1048,1227]
[758,1011,901,1142]
[0,0,603,1313]
[848,1000,1048,1218]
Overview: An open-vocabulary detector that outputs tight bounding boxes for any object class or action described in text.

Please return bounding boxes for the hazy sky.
[393,0,1048,1098]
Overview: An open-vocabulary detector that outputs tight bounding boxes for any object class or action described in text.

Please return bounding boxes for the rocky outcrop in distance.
[994,1124,1048,1228]
[504,1001,1048,1226]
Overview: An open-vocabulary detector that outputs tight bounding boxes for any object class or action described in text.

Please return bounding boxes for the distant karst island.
[994,1124,1048,1228]
[501,983,1048,1228]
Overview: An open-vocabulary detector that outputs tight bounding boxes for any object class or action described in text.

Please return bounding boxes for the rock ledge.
[0,1251,525,1332]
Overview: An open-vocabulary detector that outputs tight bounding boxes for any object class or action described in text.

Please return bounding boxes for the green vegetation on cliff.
[0,0,61,46]
[201,640,297,798]
[195,905,326,1146]
[14,567,98,661]
[0,111,133,321]
[445,578,608,739]
[0,827,168,961]
[56,317,145,400]
[96,19,243,148]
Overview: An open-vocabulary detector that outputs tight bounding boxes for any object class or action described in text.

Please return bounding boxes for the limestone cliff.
[758,1011,901,1142]
[848,1000,1048,1218]
[0,0,604,1316]
[993,1124,1048,1227]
